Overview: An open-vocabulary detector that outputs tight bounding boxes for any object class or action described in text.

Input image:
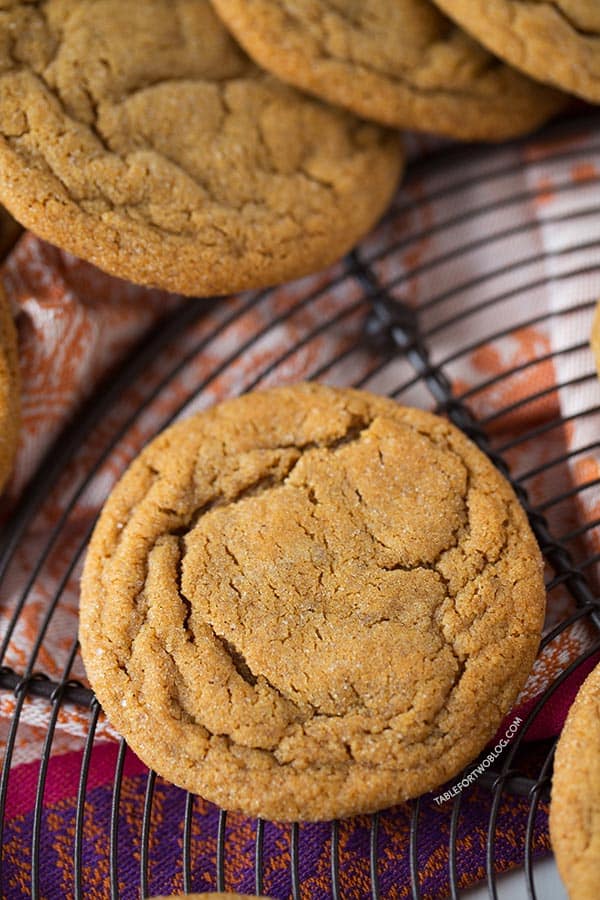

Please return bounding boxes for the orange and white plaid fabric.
[1,117,600,776]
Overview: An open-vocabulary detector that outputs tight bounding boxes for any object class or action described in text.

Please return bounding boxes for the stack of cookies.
[0,0,596,301]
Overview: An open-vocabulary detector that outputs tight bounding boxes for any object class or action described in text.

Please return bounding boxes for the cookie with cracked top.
[431,0,600,102]
[0,280,19,494]
[79,382,545,822]
[209,0,565,141]
[0,1,403,296]
[550,661,600,899]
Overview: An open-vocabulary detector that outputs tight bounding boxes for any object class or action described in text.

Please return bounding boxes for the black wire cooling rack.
[1,113,600,899]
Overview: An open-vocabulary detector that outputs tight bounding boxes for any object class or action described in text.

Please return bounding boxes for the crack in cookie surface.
[210,0,565,139]
[0,1,403,293]
[432,0,600,102]
[80,383,546,820]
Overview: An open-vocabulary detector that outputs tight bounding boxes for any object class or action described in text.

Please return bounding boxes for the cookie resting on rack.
[0,281,20,494]
[0,0,402,296]
[209,0,565,141]
[79,382,546,822]
[550,661,600,900]
[432,0,600,103]
[591,300,600,379]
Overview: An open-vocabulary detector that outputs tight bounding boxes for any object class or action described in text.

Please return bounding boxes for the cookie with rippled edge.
[591,300,600,379]
[0,281,19,494]
[0,1,402,297]
[80,383,545,822]
[209,0,565,141]
[432,0,600,103]
[550,662,600,899]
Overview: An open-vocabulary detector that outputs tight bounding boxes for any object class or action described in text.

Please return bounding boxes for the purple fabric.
[2,753,550,899]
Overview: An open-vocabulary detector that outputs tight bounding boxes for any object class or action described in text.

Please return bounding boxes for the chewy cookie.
[0,281,19,493]
[591,300,600,379]
[0,1,402,296]
[80,383,545,822]
[210,0,565,141]
[550,662,600,899]
[432,0,600,103]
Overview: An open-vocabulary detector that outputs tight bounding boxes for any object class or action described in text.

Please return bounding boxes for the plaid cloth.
[1,115,600,898]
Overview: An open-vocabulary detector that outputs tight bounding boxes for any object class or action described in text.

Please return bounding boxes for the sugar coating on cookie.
[210,0,565,141]
[0,280,20,493]
[80,383,545,822]
[0,1,402,295]
[432,0,600,102]
[550,661,600,900]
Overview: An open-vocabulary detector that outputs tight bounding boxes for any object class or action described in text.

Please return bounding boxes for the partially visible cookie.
[80,382,545,822]
[210,0,565,141]
[150,894,271,899]
[591,300,600,378]
[0,206,22,260]
[432,0,600,102]
[550,662,600,899]
[0,1,403,297]
[0,281,19,493]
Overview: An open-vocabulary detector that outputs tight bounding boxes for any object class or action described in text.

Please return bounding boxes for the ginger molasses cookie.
[80,383,545,822]
[210,0,565,141]
[591,300,600,378]
[550,662,600,899]
[0,282,19,493]
[0,1,402,296]
[432,0,600,103]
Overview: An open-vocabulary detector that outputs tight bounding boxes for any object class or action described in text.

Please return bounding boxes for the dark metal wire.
[216,809,227,892]
[182,792,194,895]
[74,699,101,900]
[524,749,555,900]
[370,813,380,900]
[31,639,81,899]
[331,820,340,900]
[448,795,463,900]
[110,740,127,900]
[255,819,265,896]
[1,118,599,899]
[291,822,301,900]
[409,798,422,900]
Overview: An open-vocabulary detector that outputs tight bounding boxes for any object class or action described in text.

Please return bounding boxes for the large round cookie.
[0,2,402,297]
[210,0,565,141]
[432,0,600,103]
[80,383,545,822]
[550,662,600,899]
[0,281,19,493]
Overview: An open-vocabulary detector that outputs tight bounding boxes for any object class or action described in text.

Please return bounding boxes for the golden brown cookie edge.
[79,383,546,821]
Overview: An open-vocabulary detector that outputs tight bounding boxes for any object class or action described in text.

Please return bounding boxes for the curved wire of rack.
[1,112,600,898]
